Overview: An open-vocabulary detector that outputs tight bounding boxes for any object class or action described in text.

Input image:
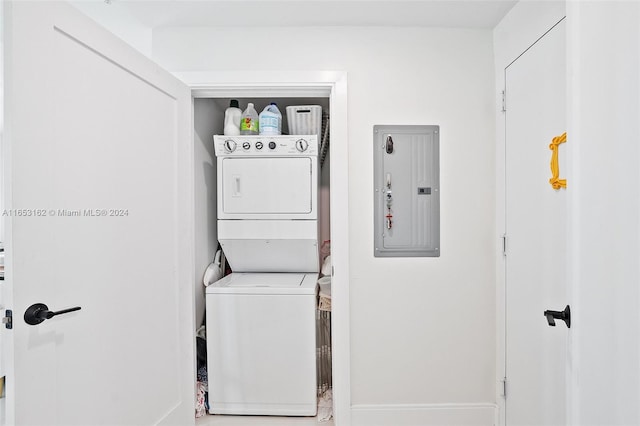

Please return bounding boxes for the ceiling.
[84,0,518,29]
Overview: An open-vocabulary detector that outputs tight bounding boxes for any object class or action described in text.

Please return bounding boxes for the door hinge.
[2,310,12,330]
[502,377,507,397]
[502,234,507,257]
[501,90,506,112]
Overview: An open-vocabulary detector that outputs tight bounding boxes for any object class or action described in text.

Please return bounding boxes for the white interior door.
[2,2,194,425]
[505,19,568,425]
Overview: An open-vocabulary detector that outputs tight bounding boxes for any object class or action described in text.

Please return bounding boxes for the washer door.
[218,157,317,219]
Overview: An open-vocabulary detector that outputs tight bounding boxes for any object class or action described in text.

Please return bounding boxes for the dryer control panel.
[214,135,318,157]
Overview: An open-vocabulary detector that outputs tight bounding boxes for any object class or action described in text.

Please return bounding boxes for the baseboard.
[350,402,498,426]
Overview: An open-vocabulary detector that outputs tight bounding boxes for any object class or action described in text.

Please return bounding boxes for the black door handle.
[544,305,571,328]
[24,303,81,325]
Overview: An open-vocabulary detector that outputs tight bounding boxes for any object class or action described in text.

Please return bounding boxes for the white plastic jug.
[240,103,259,135]
[223,99,242,136]
[259,103,282,135]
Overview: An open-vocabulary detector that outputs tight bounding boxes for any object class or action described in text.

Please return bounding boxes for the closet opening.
[193,95,334,425]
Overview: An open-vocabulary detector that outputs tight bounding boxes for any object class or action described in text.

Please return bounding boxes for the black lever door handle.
[24,303,81,325]
[544,305,571,328]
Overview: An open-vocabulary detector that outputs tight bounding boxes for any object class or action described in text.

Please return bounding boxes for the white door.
[505,19,568,425]
[221,157,313,215]
[2,2,194,425]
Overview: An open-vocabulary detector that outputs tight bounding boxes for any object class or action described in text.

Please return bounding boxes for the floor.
[196,415,334,426]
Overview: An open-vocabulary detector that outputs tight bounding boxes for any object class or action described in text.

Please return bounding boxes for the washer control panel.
[214,135,318,157]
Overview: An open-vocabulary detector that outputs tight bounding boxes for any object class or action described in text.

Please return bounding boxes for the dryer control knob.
[295,139,309,152]
[255,141,264,150]
[224,139,237,152]
[242,142,251,150]
[268,141,277,150]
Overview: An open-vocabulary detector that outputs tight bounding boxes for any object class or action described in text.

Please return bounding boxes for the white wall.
[193,99,222,329]
[567,2,640,424]
[153,26,497,423]
[0,0,5,421]
[68,0,152,58]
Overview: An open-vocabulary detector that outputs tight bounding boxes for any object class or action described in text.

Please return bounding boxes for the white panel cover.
[219,238,319,273]
[206,273,318,295]
[218,219,319,273]
[217,219,318,239]
[228,273,304,287]
[221,157,312,215]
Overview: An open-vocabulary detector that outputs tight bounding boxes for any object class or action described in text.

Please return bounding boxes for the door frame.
[175,70,351,425]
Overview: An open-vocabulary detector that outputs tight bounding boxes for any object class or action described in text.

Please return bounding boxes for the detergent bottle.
[223,99,242,136]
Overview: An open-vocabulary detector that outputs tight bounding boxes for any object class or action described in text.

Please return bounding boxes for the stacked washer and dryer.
[206,134,320,416]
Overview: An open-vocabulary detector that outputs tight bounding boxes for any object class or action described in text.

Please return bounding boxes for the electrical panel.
[373,125,440,257]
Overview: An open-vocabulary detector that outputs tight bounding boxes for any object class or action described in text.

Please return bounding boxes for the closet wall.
[193,99,222,327]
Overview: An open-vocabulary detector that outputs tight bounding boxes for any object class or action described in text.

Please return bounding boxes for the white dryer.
[215,135,318,221]
[206,272,318,416]
[214,135,319,272]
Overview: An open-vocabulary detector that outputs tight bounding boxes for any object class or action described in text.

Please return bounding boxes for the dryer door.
[219,157,317,219]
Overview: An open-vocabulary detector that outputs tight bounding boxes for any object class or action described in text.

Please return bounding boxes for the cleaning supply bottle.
[240,103,259,135]
[223,99,242,136]
[259,103,282,135]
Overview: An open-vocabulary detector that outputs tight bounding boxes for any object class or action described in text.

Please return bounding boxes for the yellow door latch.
[549,132,567,189]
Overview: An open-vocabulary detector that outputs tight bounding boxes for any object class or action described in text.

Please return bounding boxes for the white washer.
[206,272,318,416]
